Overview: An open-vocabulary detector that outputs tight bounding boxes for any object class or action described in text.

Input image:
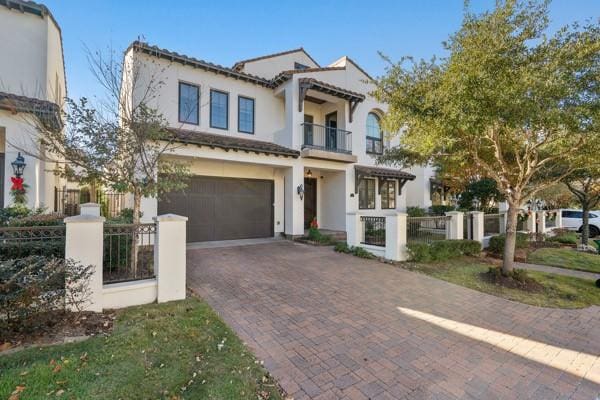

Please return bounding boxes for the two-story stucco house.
[124,42,436,242]
[0,0,65,210]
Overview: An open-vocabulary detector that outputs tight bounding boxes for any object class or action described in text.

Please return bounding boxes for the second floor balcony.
[302,122,352,154]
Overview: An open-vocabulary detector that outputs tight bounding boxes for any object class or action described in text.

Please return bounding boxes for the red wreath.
[11,176,24,191]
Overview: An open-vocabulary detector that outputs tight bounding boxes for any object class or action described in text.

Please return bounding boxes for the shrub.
[8,212,64,227]
[351,246,375,259]
[0,256,93,335]
[430,205,455,215]
[334,241,351,253]
[408,240,481,262]
[0,240,65,261]
[487,232,529,254]
[0,205,44,226]
[547,230,578,245]
[407,206,427,217]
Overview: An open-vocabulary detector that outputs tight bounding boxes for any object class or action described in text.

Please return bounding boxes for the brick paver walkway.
[188,241,600,400]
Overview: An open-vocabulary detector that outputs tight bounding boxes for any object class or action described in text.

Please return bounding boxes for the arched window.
[366,112,383,154]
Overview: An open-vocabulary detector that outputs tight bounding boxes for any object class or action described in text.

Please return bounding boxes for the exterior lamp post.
[472,196,481,211]
[11,152,26,178]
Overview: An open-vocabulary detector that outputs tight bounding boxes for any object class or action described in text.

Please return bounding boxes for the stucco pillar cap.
[64,215,106,224]
[154,214,189,222]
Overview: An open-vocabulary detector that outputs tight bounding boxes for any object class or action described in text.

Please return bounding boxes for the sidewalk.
[516,262,600,281]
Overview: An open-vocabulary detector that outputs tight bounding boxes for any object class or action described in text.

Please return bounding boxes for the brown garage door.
[158,176,274,242]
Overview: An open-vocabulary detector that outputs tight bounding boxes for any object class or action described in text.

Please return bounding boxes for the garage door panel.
[158,176,274,242]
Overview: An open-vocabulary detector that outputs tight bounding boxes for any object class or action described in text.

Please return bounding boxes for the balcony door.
[325,111,337,150]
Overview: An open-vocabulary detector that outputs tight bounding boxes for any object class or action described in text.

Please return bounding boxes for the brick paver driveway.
[188,241,600,399]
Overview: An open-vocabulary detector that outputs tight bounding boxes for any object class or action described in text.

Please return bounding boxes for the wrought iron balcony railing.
[302,123,352,154]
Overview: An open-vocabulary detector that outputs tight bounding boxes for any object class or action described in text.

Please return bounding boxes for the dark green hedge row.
[408,239,481,262]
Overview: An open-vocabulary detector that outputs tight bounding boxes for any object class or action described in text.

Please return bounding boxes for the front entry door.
[304,177,317,229]
[325,111,337,150]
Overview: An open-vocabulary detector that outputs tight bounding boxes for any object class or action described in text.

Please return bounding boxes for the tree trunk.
[130,190,141,276]
[502,204,519,275]
[581,206,590,246]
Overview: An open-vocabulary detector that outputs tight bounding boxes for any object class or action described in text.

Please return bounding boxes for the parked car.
[561,209,600,237]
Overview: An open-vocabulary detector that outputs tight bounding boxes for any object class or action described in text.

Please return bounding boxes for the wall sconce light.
[297,184,304,200]
[306,169,313,178]
[11,152,26,178]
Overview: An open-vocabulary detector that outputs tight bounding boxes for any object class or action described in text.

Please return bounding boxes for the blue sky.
[44,0,599,100]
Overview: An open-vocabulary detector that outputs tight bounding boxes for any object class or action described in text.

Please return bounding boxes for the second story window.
[238,96,255,134]
[178,82,199,125]
[366,112,383,154]
[210,89,229,129]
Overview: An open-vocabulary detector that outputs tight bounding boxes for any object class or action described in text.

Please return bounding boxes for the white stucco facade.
[125,43,435,240]
[0,1,66,209]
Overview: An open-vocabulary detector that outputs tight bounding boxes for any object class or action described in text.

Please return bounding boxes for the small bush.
[548,230,578,245]
[407,206,427,217]
[8,212,64,227]
[0,205,45,226]
[334,241,351,253]
[487,232,529,254]
[0,240,65,261]
[0,256,93,335]
[408,240,482,262]
[351,246,375,259]
[407,243,433,262]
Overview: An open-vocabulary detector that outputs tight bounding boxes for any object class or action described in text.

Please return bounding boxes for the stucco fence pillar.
[64,204,105,312]
[154,214,188,303]
[526,211,537,234]
[445,211,464,240]
[537,211,547,234]
[385,213,408,261]
[469,211,485,244]
[555,209,563,229]
[346,213,361,247]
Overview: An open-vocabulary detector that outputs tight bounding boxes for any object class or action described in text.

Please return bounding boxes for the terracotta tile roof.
[170,128,300,158]
[232,47,320,71]
[355,165,415,180]
[0,91,61,129]
[129,41,274,88]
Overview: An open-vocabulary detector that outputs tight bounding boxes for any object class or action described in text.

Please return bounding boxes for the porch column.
[284,164,304,237]
[385,213,408,261]
[445,211,464,240]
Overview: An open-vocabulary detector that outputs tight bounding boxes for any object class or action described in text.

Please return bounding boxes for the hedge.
[487,232,529,254]
[408,239,481,262]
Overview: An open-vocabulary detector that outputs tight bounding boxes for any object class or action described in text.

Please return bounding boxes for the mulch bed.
[1,311,115,354]
[480,267,544,292]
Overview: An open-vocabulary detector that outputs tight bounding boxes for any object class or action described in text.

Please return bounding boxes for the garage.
[158,176,274,242]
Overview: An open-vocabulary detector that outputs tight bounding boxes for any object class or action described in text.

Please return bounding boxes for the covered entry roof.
[354,165,416,194]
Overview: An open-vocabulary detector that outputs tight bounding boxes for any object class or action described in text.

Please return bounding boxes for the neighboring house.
[124,42,436,242]
[0,0,66,209]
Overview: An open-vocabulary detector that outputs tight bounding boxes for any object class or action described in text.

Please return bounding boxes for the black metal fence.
[407,216,449,244]
[463,214,472,240]
[360,216,386,247]
[55,188,125,218]
[0,225,66,260]
[302,123,352,154]
[484,213,503,237]
[103,223,156,284]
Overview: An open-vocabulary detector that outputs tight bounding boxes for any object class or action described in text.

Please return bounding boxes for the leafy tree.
[373,0,599,274]
[458,178,504,212]
[536,183,575,209]
[565,170,600,244]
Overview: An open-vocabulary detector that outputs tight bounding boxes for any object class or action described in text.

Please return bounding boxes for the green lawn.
[407,258,600,309]
[0,298,282,400]
[528,247,600,273]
